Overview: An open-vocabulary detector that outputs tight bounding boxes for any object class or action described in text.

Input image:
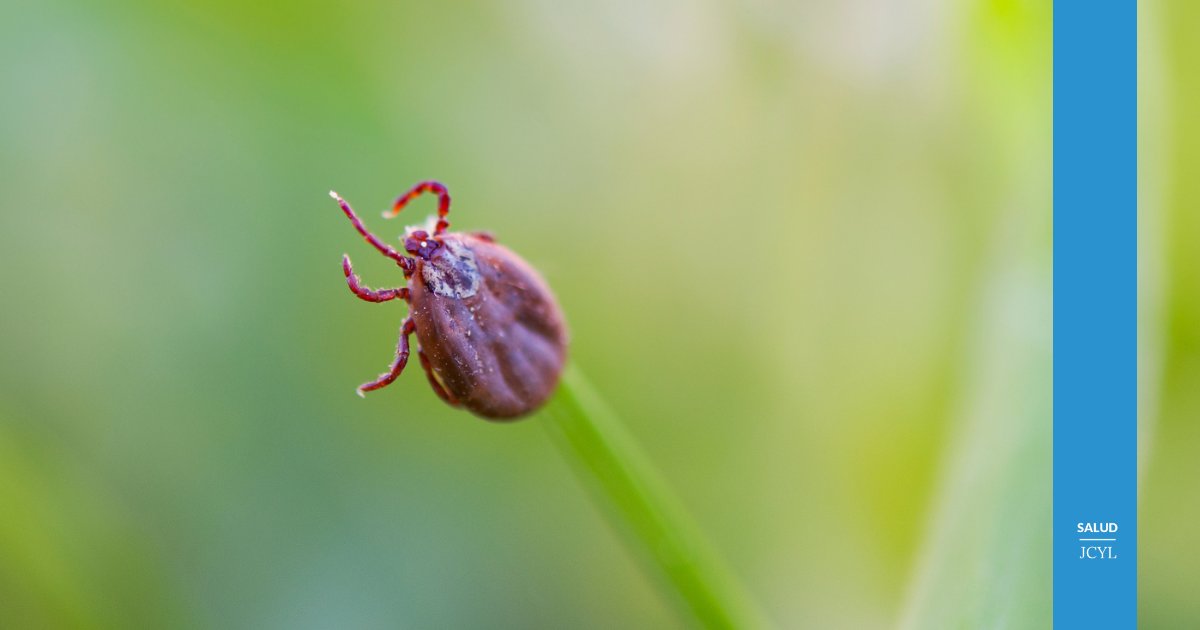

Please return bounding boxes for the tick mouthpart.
[404,229,442,259]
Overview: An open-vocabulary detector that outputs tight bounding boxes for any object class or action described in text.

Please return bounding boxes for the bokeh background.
[0,0,1094,627]
[1140,1,1200,627]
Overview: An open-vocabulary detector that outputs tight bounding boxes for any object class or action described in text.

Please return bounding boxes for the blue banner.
[1053,1,1137,627]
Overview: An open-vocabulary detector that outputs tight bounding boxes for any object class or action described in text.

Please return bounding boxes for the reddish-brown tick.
[331,181,568,420]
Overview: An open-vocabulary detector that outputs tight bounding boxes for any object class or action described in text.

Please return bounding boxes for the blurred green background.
[1140,1,1200,628]
[0,0,1141,628]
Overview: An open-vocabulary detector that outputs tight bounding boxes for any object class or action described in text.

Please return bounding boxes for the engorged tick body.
[331,182,567,421]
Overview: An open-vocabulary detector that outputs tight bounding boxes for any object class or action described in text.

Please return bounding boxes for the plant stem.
[543,363,766,629]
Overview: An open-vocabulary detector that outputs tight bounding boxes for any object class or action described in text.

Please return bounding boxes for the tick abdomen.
[411,234,568,420]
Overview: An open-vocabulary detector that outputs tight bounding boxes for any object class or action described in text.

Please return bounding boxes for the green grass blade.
[897,262,1052,629]
[543,364,767,629]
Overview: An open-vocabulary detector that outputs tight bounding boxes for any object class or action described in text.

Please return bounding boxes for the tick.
[331,181,568,420]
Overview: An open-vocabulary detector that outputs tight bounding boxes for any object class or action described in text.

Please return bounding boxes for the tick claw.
[356,388,366,398]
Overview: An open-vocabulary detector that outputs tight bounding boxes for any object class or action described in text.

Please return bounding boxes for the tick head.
[403,228,442,260]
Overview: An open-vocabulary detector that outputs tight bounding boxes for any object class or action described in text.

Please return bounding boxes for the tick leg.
[418,346,460,406]
[331,190,415,276]
[357,317,416,397]
[343,255,410,303]
[384,181,452,236]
